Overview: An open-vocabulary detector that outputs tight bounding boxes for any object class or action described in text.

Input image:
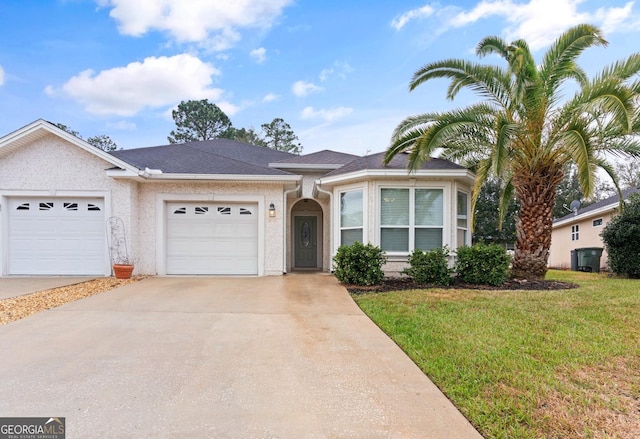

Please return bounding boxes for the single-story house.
[0,119,475,277]
[549,187,639,270]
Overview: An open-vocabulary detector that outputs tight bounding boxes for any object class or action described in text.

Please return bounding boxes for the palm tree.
[384,24,640,279]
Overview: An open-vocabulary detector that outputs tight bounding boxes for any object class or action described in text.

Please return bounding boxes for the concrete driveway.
[0,277,95,300]
[0,274,482,438]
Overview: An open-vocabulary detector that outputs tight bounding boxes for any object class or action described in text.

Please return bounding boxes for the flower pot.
[113,264,134,280]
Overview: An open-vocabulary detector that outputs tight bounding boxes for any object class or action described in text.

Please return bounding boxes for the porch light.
[269,203,276,218]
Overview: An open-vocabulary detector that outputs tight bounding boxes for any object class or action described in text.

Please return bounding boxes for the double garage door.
[166,202,258,275]
[7,197,106,275]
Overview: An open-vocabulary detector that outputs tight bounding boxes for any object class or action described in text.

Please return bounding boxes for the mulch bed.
[346,276,579,294]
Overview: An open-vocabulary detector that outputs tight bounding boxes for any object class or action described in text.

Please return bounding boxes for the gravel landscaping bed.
[0,277,144,325]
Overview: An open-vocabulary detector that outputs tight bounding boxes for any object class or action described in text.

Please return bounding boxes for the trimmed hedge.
[333,241,387,286]
[402,247,452,286]
[455,243,511,286]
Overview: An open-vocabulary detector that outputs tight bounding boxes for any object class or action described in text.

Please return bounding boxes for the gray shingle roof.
[110,139,297,176]
[322,151,466,178]
[273,150,359,165]
[554,186,639,223]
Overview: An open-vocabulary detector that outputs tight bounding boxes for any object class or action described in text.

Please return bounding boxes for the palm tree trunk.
[511,167,564,279]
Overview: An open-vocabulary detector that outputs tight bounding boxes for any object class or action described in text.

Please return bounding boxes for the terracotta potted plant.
[107,217,135,280]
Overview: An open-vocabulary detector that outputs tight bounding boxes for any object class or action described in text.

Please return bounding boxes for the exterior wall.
[136,181,286,276]
[549,212,614,269]
[0,134,136,276]
[330,177,473,275]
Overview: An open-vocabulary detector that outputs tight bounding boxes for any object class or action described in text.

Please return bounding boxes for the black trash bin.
[570,249,578,271]
[576,247,604,273]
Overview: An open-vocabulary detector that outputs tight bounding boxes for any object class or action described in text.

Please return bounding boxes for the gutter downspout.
[282,183,301,274]
[315,182,333,272]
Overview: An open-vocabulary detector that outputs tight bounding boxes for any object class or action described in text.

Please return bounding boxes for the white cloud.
[391,4,435,30]
[448,0,637,50]
[292,80,322,97]
[55,54,224,116]
[301,106,353,122]
[107,120,137,130]
[263,93,278,102]
[0,65,4,86]
[319,68,334,82]
[250,47,267,63]
[97,0,293,51]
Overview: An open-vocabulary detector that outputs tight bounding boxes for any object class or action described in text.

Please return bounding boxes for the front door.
[294,216,317,268]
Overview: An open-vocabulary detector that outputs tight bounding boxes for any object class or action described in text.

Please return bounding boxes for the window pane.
[457,191,468,228]
[415,189,443,226]
[341,229,363,246]
[457,229,467,246]
[381,228,408,251]
[381,188,409,225]
[415,228,443,250]
[340,190,363,228]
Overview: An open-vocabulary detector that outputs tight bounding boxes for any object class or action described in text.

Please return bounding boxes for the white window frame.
[377,184,447,255]
[338,188,364,247]
[571,224,579,241]
[592,218,603,227]
[456,190,470,247]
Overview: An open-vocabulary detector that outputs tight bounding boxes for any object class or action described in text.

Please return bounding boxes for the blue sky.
[0,0,639,155]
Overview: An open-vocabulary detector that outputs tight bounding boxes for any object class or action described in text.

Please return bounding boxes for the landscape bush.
[601,193,640,278]
[455,243,511,286]
[402,247,452,286]
[332,241,387,286]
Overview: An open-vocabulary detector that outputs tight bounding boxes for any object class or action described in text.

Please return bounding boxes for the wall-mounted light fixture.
[269,202,276,218]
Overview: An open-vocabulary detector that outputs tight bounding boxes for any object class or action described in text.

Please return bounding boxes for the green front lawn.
[352,270,640,438]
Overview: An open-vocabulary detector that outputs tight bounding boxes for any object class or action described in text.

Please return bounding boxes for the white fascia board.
[317,168,475,186]
[132,173,302,182]
[553,204,618,228]
[269,162,343,170]
[0,119,140,174]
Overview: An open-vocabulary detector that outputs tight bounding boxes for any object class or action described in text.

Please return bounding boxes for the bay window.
[457,191,469,246]
[380,187,443,252]
[340,189,363,246]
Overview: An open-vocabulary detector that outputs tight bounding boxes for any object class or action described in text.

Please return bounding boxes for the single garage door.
[166,202,258,275]
[7,198,106,275]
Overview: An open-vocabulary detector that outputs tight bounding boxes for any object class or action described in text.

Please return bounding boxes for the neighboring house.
[549,187,639,270]
[0,119,475,277]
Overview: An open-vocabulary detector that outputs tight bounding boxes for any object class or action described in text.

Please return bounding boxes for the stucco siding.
[549,213,613,269]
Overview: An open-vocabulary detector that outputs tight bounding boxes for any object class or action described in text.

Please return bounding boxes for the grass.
[352,270,640,439]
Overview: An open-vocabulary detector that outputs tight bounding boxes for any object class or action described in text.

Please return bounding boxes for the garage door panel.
[166,202,258,275]
[8,197,106,275]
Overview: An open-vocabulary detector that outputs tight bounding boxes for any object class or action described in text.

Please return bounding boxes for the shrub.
[601,193,640,278]
[402,247,452,286]
[332,241,387,286]
[455,243,511,286]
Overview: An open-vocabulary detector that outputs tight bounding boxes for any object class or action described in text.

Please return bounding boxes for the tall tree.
[261,118,303,154]
[473,179,517,246]
[222,127,267,147]
[55,123,118,151]
[385,24,640,279]
[553,164,584,218]
[87,134,118,152]
[168,99,232,144]
[614,158,640,189]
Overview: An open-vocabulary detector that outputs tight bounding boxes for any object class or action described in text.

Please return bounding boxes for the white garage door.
[166,202,258,275]
[7,198,106,275]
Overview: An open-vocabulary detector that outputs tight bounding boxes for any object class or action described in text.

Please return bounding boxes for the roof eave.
[113,172,303,182]
[317,169,476,186]
[553,204,619,228]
